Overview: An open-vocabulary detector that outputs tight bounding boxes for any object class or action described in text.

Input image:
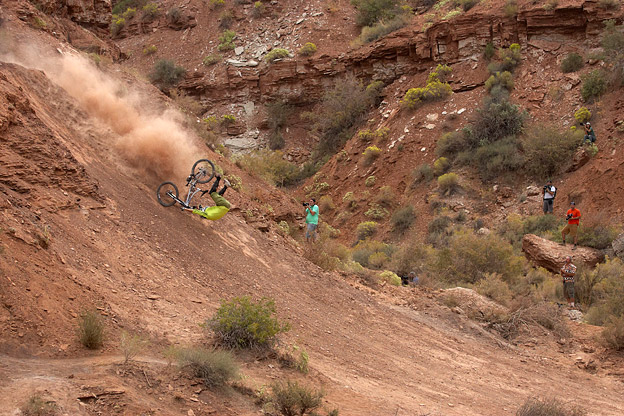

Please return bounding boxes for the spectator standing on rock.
[561,201,581,250]
[542,180,556,214]
[583,122,596,144]
[560,256,577,308]
[304,198,319,242]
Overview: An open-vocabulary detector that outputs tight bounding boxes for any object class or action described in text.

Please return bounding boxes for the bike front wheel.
[191,159,216,184]
[157,181,179,207]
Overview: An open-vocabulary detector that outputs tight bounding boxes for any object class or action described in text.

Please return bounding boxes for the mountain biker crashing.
[183,174,231,220]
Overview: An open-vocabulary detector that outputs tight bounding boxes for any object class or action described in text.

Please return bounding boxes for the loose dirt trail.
[1,37,624,416]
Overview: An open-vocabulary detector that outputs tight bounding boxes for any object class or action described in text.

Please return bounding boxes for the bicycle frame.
[167,176,205,209]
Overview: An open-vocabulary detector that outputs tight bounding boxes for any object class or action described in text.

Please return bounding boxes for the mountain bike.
[156,159,216,209]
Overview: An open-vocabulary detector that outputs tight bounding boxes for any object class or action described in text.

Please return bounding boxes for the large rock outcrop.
[38,0,112,29]
[522,234,604,273]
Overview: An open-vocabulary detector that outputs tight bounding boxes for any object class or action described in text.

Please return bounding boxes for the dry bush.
[22,395,58,416]
[318,195,335,212]
[475,273,513,305]
[303,240,341,271]
[352,239,394,268]
[602,315,624,350]
[412,163,434,184]
[379,270,401,286]
[437,172,459,195]
[356,221,378,240]
[516,397,587,416]
[585,257,624,325]
[120,331,149,364]
[496,300,570,340]
[374,185,396,207]
[561,52,584,73]
[362,145,382,166]
[391,205,415,233]
[581,70,607,102]
[149,59,185,90]
[174,347,238,386]
[270,380,324,416]
[522,125,581,179]
[77,310,104,349]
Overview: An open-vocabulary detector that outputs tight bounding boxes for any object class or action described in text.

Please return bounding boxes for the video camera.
[566,213,573,220]
[302,202,310,207]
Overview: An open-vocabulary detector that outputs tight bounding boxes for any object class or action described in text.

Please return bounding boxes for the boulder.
[522,234,604,274]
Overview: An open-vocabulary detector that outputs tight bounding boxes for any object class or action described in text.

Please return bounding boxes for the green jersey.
[306,205,319,225]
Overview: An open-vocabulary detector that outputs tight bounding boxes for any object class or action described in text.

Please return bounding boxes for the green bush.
[561,53,584,73]
[218,30,236,51]
[475,273,513,305]
[77,310,104,349]
[413,163,434,183]
[265,48,291,63]
[503,0,518,17]
[516,397,587,416]
[432,157,451,176]
[522,125,581,178]
[174,347,238,386]
[402,80,453,110]
[143,45,157,55]
[470,97,525,145]
[603,315,624,350]
[112,0,141,15]
[436,130,468,157]
[601,20,624,85]
[208,296,290,349]
[379,270,401,286]
[270,380,324,416]
[122,7,136,19]
[458,136,523,180]
[21,395,59,416]
[581,257,624,325]
[219,9,234,28]
[352,239,393,268]
[234,149,302,187]
[351,0,400,27]
[365,175,376,187]
[437,172,459,195]
[141,2,159,21]
[433,228,524,284]
[574,107,591,124]
[391,205,415,233]
[359,127,390,143]
[581,70,607,102]
[485,71,514,92]
[356,221,378,240]
[484,42,495,60]
[252,1,265,17]
[498,43,522,71]
[299,42,318,56]
[110,16,126,36]
[149,59,186,90]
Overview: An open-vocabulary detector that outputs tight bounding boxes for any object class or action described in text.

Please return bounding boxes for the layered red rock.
[522,234,604,274]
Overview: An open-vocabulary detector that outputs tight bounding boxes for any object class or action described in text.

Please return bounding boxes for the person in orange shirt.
[561,201,581,250]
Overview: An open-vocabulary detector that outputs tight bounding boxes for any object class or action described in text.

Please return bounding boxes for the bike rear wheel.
[157,181,179,207]
[191,159,216,184]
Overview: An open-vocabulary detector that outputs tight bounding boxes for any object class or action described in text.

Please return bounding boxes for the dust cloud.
[1,44,201,180]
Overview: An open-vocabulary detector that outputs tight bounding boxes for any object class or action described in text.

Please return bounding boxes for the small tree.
[149,59,186,90]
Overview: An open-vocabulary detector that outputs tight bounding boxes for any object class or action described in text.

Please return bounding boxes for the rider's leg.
[202,176,221,196]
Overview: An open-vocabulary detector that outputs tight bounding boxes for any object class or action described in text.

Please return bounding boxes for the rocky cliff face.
[181,2,621,106]
[38,0,112,29]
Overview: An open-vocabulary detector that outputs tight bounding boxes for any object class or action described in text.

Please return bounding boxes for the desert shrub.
[120,331,149,364]
[218,30,236,51]
[318,195,335,212]
[436,130,468,157]
[603,315,624,350]
[303,241,341,271]
[141,2,159,21]
[432,157,451,176]
[267,100,292,149]
[368,251,390,269]
[503,0,518,17]
[362,145,382,165]
[577,222,619,249]
[167,6,182,24]
[498,43,522,71]
[351,0,400,27]
[306,76,380,158]
[428,215,453,236]
[174,347,238,386]
[580,70,607,102]
[265,48,290,63]
[356,221,378,240]
[112,0,142,15]
[379,270,401,285]
[458,135,523,180]
[110,16,126,36]
[143,45,157,54]
[456,0,479,11]
[437,172,459,195]
[252,1,265,17]
[561,52,584,73]
[270,380,323,416]
[211,0,225,7]
[585,257,624,324]
[391,240,435,277]
[22,395,58,416]
[470,96,525,145]
[443,9,462,20]
[475,273,513,305]
[413,163,434,183]
[485,71,514,92]
[122,7,136,19]
[208,296,290,349]
[484,42,495,60]
[573,107,591,124]
[299,42,317,56]
[402,80,453,110]
[352,239,393,268]
[374,185,395,207]
[235,150,301,187]
[522,125,582,178]
[149,59,185,90]
[77,310,104,349]
[364,175,376,187]
[391,205,415,233]
[516,397,587,416]
[433,229,524,284]
[358,14,409,43]
[601,20,624,86]
[359,127,390,143]
[364,203,389,219]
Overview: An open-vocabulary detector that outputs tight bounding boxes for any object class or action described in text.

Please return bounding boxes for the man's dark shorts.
[564,281,575,300]
[543,199,554,214]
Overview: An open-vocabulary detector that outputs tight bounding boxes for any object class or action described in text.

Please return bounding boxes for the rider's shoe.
[223,178,231,188]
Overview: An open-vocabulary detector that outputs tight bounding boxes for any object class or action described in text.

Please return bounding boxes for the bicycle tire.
[157,181,179,207]
[191,159,216,184]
